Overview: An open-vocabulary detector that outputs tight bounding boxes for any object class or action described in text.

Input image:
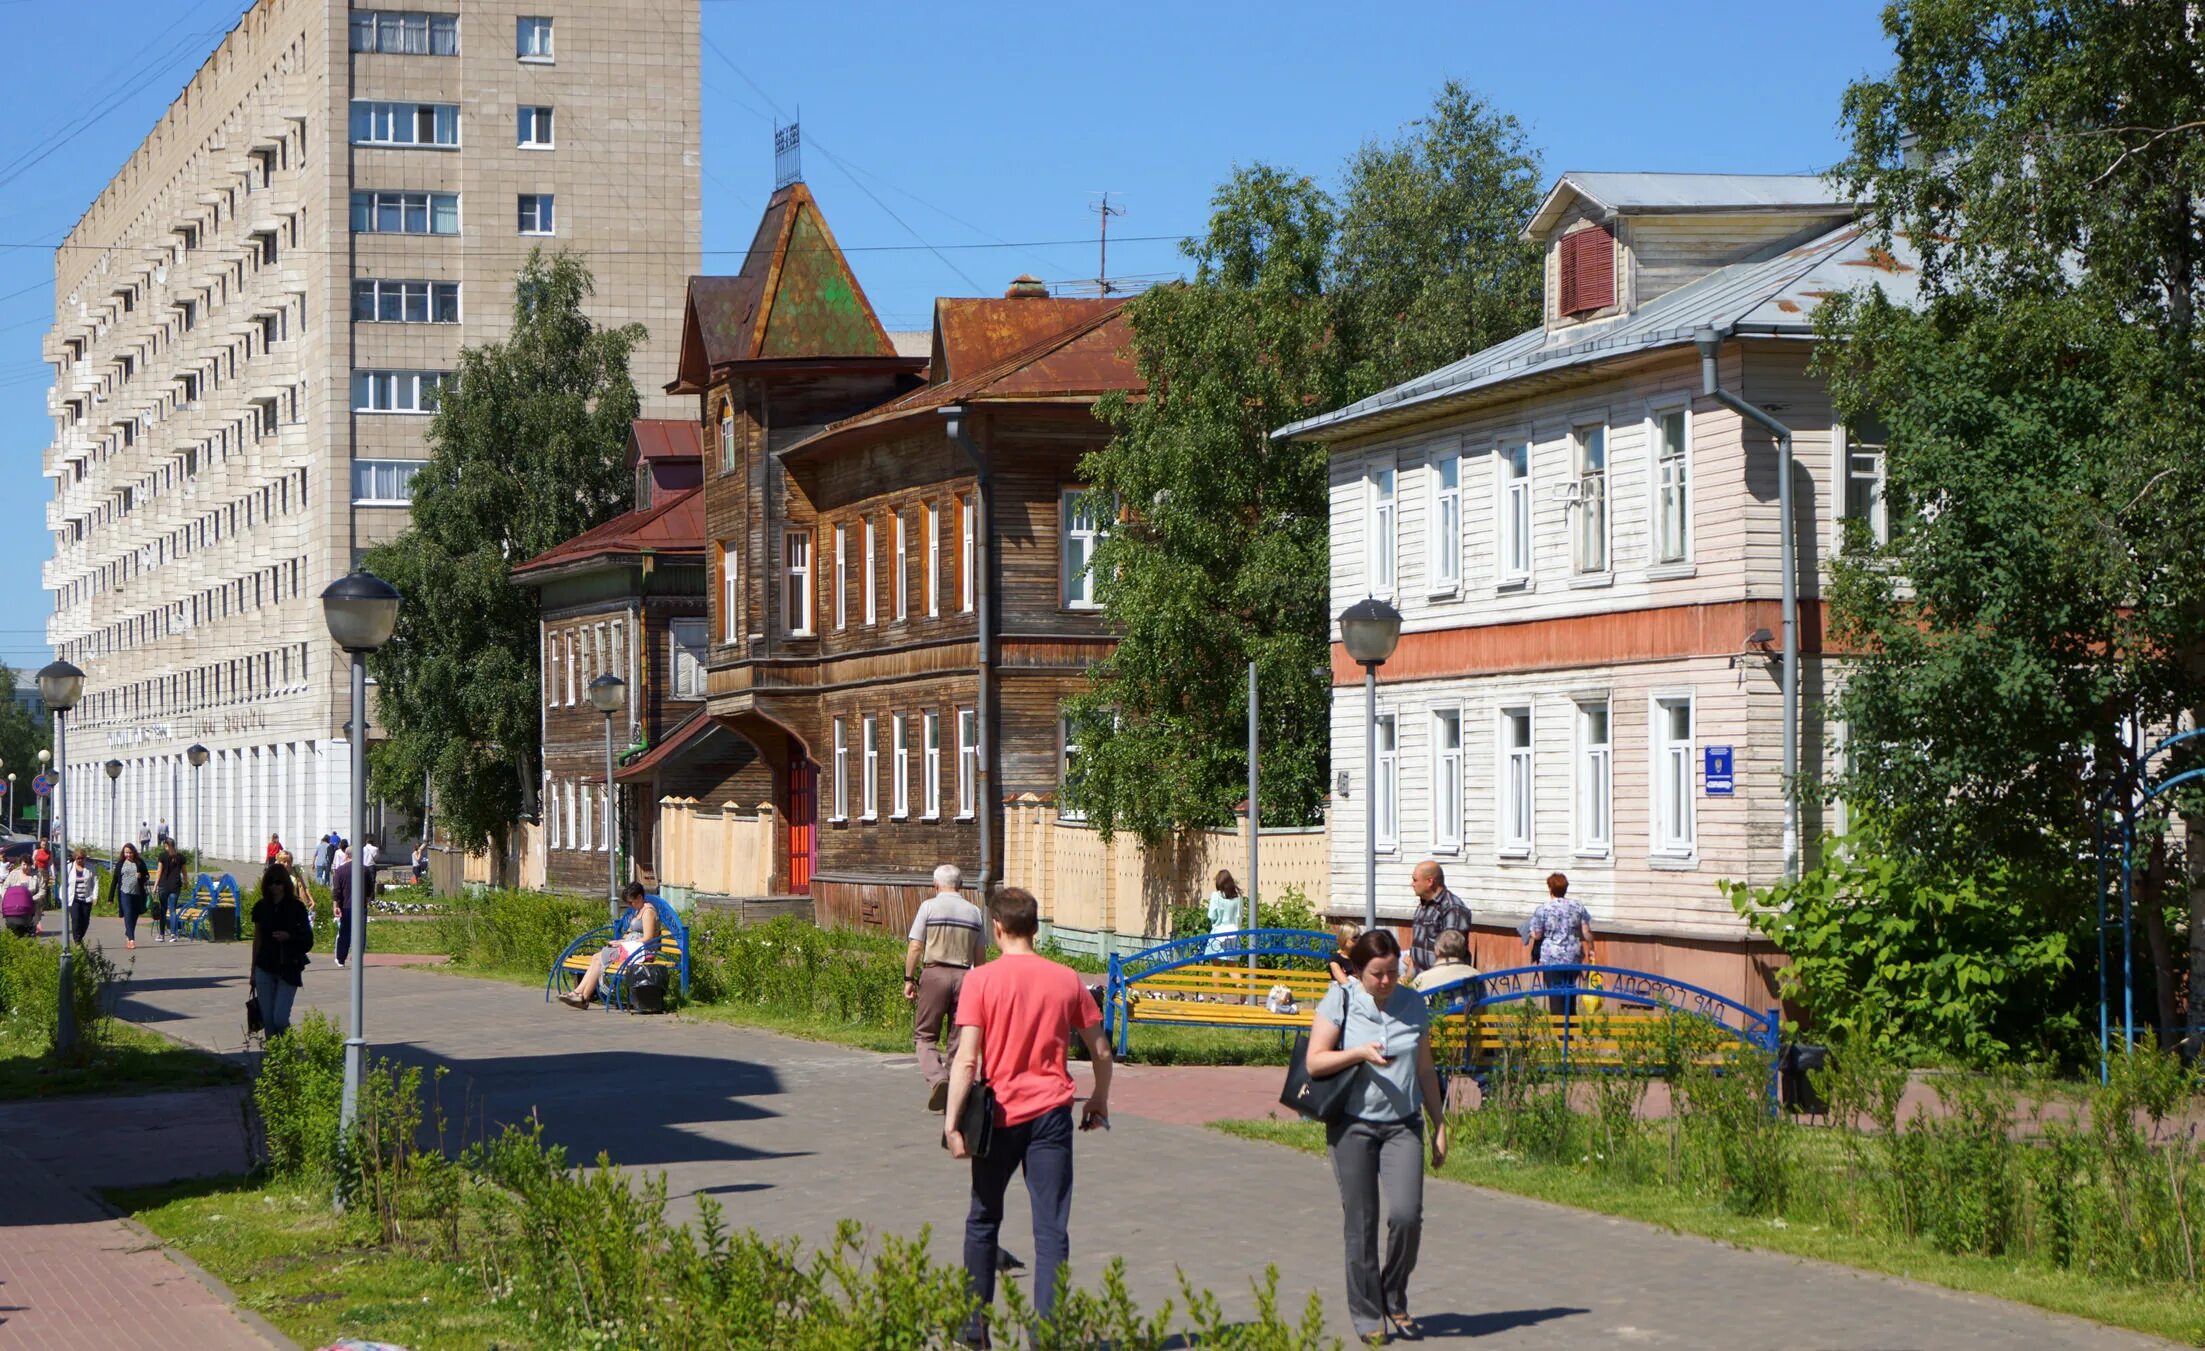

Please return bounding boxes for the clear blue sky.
[0,0,1895,671]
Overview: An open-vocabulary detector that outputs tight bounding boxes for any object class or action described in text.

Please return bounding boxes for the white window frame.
[830,718,848,822]
[1574,696,1612,857]
[1367,464,1397,596]
[353,279,459,324]
[891,715,909,819]
[718,406,735,473]
[1837,421,1893,552]
[1649,403,1692,568]
[351,369,445,414]
[1497,704,1533,857]
[926,502,940,617]
[516,15,553,60]
[1570,423,1609,577]
[544,772,558,848]
[1058,716,1085,823]
[1061,487,1104,609]
[893,512,908,621]
[564,631,576,704]
[669,618,707,699]
[349,100,460,148]
[1430,707,1462,854]
[518,105,554,149]
[1650,692,1697,859]
[960,495,975,613]
[350,458,422,505]
[783,529,813,635]
[518,193,556,236]
[863,517,878,625]
[349,190,460,236]
[1499,440,1532,586]
[860,715,879,820]
[1374,712,1399,852]
[956,707,977,819]
[1428,449,1461,594]
[833,523,848,630]
[719,542,739,643]
[350,10,458,56]
[922,711,942,819]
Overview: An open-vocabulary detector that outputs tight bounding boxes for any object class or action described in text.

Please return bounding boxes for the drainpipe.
[1696,326,1800,880]
[940,406,993,897]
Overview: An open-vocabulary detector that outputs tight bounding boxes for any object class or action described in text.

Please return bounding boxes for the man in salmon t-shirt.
[943,886,1113,1345]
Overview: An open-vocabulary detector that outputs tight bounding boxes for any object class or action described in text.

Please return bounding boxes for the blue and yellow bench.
[1104,929,1340,1057]
[172,872,241,941]
[544,895,689,1012]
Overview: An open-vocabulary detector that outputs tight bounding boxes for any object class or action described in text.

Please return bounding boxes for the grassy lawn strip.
[114,1174,535,1350]
[0,1016,243,1100]
[1215,1118,2205,1346]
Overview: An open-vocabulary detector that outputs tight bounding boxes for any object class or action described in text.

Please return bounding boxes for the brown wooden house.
[670,181,1141,931]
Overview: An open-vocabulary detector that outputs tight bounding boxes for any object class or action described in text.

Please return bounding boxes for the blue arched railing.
[177,871,241,940]
[1105,928,1336,1057]
[2093,726,2205,1081]
[545,895,690,1011]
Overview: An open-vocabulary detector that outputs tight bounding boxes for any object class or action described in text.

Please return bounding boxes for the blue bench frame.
[544,895,690,1012]
[1416,962,1782,1103]
[173,872,241,941]
[1104,928,1338,1058]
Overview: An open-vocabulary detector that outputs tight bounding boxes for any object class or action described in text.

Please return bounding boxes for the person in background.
[1526,872,1596,1015]
[156,817,172,845]
[110,843,149,951]
[64,846,97,945]
[903,863,987,1112]
[1203,869,1246,958]
[557,883,657,1008]
[944,887,1113,1347]
[153,838,186,943]
[275,849,314,948]
[136,820,153,858]
[1406,861,1472,982]
[1328,923,1362,986]
[1306,928,1448,1345]
[411,840,429,884]
[331,838,358,968]
[3,856,46,937]
[360,837,381,895]
[33,838,51,889]
[249,861,312,1036]
[1408,929,1477,995]
[264,832,283,864]
[312,832,335,885]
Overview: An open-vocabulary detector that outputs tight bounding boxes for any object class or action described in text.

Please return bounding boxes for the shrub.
[433,888,602,974]
[254,1010,345,1182]
[0,928,116,1065]
[689,915,906,1033]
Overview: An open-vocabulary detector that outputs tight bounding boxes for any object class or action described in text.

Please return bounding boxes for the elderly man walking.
[904,862,988,1112]
[1407,860,1472,981]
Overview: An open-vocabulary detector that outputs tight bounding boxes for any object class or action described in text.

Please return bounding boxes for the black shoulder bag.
[1280,1032,1363,1122]
[942,1078,999,1159]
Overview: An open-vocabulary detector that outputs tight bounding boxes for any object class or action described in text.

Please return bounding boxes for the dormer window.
[1559,223,1616,315]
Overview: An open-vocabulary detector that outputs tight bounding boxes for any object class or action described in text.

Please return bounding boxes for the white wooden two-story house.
[1277,171,1922,1006]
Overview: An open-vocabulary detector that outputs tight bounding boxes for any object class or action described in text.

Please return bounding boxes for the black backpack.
[630,961,671,1013]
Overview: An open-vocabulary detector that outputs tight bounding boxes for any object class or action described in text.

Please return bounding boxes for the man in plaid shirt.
[1407,860,1472,979]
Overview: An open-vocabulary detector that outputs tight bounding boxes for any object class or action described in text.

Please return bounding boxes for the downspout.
[1696,326,1800,880]
[941,406,994,897]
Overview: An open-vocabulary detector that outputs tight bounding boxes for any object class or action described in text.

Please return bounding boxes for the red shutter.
[1559,224,1615,315]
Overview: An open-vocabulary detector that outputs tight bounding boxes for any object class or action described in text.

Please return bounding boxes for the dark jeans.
[336,906,362,963]
[120,892,145,941]
[156,888,179,934]
[964,1103,1074,1344]
[68,901,90,944]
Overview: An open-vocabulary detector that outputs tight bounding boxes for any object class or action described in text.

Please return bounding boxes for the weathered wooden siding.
[1622,212,1851,307]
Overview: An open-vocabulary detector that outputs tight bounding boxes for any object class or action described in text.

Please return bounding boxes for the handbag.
[941,1078,999,1159]
[1279,1031,1364,1123]
[245,991,264,1034]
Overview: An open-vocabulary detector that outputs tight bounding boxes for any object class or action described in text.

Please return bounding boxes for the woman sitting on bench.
[558,883,657,1008]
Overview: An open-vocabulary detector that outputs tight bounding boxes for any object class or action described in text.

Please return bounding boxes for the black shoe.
[928,1080,949,1113]
[995,1247,1023,1273]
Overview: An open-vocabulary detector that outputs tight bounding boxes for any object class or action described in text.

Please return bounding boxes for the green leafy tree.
[366,251,644,851]
[0,665,51,832]
[1808,0,2205,1044]
[1066,86,1544,842]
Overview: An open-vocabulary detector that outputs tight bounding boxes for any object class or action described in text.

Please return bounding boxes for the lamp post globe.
[1338,597,1403,668]
[36,660,85,714]
[186,744,208,768]
[587,673,626,715]
[319,570,401,653]
[103,759,122,781]
[1338,597,1402,931]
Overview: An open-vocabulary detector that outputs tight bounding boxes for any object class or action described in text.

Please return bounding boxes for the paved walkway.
[56,916,2182,1348]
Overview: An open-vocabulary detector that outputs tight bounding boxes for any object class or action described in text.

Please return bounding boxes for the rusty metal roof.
[628,418,702,466]
[512,483,707,582]
[931,297,1122,385]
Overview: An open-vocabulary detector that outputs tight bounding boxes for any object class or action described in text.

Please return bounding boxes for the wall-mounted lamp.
[1729,627,1777,670]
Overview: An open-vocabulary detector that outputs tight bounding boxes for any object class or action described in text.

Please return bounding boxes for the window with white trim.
[1058,716,1085,822]
[1500,441,1531,583]
[1652,695,1696,856]
[719,542,739,643]
[518,194,555,235]
[351,370,445,413]
[833,523,848,630]
[891,715,909,818]
[1431,708,1462,852]
[1575,698,1612,855]
[1571,424,1608,575]
[863,516,878,624]
[860,715,879,820]
[922,711,942,818]
[960,495,975,612]
[957,707,977,818]
[544,773,558,848]
[1429,452,1460,592]
[349,100,458,147]
[783,530,813,634]
[926,503,940,616]
[350,459,422,504]
[1061,488,1104,609]
[350,191,459,235]
[718,405,734,473]
[564,631,576,704]
[1374,713,1398,851]
[516,15,553,59]
[1498,705,1533,855]
[893,512,908,621]
[669,619,707,699]
[353,279,458,324]
[1841,418,1894,550]
[1653,408,1690,564]
[350,10,458,55]
[1367,466,1396,595]
[518,106,554,148]
[830,717,848,821]
[579,776,591,851]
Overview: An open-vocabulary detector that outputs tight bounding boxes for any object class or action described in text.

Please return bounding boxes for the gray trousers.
[914,964,967,1088]
[1326,1116,1425,1336]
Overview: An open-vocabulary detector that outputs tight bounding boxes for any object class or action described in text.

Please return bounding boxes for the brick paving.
[46,915,2183,1348]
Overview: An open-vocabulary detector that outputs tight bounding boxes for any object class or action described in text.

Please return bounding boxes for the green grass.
[114,1174,538,1350]
[1216,1117,2205,1346]
[353,917,454,956]
[0,1014,244,1100]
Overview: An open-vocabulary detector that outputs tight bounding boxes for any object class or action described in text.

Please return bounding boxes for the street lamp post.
[104,761,123,863]
[320,569,400,1196]
[587,674,626,923]
[187,744,208,869]
[37,662,85,1055]
[1338,599,1402,932]
[6,772,15,833]
[36,749,50,849]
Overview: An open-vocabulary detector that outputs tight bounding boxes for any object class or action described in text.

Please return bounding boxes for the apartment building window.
[1367,466,1396,595]
[350,10,457,55]
[784,530,813,634]
[1428,453,1460,593]
[1652,695,1696,857]
[1431,707,1462,853]
[719,542,739,642]
[833,524,848,630]
[1374,713,1398,852]
[353,279,458,323]
[518,194,556,235]
[830,718,848,822]
[1500,441,1532,584]
[861,715,879,820]
[863,517,878,624]
[1061,488,1105,609]
[1058,716,1085,823]
[960,495,975,613]
[1841,418,1894,550]
[956,708,976,819]
[351,459,422,504]
[1498,705,1533,856]
[922,711,942,818]
[351,370,444,413]
[349,100,459,147]
[926,503,940,617]
[518,106,554,148]
[891,715,909,818]
[1653,407,1691,564]
[516,15,553,60]
[670,619,707,699]
[1571,424,1608,575]
[351,190,458,235]
[1575,699,1612,855]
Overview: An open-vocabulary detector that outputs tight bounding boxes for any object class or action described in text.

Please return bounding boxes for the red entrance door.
[785,758,816,893]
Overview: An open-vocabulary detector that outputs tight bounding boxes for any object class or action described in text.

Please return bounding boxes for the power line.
[3,233,1186,257]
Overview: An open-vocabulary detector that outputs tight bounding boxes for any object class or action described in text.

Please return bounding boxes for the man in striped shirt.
[904,862,988,1112]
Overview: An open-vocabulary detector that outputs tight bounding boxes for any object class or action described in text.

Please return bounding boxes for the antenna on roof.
[1090,192,1125,296]
[774,119,802,189]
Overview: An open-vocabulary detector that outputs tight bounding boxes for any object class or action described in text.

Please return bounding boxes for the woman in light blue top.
[1306,928,1447,1345]
[1202,869,1244,957]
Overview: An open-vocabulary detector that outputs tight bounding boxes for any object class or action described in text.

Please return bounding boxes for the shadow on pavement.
[1413,1306,1591,1338]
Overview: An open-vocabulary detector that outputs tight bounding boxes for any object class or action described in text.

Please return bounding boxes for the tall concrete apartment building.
[39,0,698,862]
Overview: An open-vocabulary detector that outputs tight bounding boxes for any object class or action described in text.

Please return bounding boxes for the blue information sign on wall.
[1703,746,1735,796]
